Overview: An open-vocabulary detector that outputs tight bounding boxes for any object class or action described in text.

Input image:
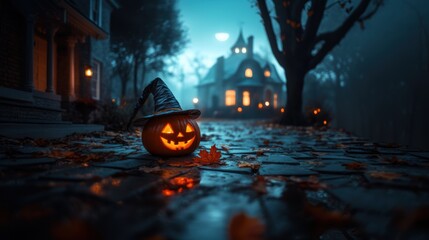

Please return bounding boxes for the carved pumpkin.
[141,115,201,157]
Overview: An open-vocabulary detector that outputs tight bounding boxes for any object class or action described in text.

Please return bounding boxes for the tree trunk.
[133,56,139,99]
[120,77,127,106]
[139,62,147,89]
[281,67,306,125]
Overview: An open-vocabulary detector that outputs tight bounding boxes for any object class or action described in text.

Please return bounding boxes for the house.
[196,30,285,118]
[0,0,118,138]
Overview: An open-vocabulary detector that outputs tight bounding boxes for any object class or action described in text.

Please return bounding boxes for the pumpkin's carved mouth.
[160,136,196,151]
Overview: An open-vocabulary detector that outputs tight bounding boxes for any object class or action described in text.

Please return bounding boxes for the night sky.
[177,0,280,84]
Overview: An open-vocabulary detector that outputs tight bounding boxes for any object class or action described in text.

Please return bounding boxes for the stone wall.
[0,0,25,90]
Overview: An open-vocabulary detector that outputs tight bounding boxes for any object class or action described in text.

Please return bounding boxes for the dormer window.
[264,70,271,77]
[245,68,253,78]
[234,48,240,54]
[241,47,247,53]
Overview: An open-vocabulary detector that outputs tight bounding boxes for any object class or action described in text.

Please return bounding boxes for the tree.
[111,45,132,105]
[256,0,382,125]
[111,0,187,99]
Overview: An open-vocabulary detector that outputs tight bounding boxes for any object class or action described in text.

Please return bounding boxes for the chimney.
[247,36,254,59]
[215,56,224,82]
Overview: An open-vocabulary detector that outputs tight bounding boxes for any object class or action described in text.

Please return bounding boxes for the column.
[45,25,58,93]
[24,14,35,91]
[66,38,76,97]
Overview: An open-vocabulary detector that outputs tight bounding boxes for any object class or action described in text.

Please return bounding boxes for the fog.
[304,0,429,148]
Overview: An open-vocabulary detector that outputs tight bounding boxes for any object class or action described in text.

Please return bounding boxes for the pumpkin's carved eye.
[186,124,194,133]
[162,123,174,134]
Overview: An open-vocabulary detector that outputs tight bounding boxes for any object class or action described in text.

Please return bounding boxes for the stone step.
[0,123,104,139]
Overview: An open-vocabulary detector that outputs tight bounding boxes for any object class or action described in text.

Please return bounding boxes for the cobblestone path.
[1,120,429,239]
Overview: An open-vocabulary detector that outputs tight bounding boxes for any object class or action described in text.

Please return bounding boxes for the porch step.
[0,123,104,139]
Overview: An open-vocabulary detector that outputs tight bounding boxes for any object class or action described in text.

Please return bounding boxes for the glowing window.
[241,47,247,53]
[264,70,271,77]
[273,93,278,109]
[242,91,250,106]
[245,68,253,78]
[225,90,236,106]
[234,48,240,53]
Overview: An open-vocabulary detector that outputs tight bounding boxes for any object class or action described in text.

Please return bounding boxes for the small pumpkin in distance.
[142,115,201,157]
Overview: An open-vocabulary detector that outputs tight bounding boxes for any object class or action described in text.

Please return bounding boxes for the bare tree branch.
[308,0,373,70]
[359,0,383,21]
[257,0,285,67]
[303,0,328,55]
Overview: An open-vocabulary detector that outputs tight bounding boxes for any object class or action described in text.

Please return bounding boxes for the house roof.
[199,53,283,86]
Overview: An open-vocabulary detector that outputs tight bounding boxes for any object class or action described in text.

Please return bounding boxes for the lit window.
[241,47,247,53]
[245,68,253,78]
[242,91,250,106]
[234,48,240,53]
[273,94,278,109]
[264,70,271,77]
[225,90,236,106]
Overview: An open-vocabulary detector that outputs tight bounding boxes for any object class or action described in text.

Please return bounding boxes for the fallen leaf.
[382,156,408,165]
[342,162,366,170]
[228,212,265,240]
[288,176,328,190]
[238,161,261,170]
[50,218,101,240]
[252,176,267,194]
[221,144,230,154]
[48,149,77,159]
[193,145,221,165]
[369,171,402,181]
[304,202,351,235]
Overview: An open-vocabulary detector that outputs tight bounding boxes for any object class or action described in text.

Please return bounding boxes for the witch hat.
[127,77,200,129]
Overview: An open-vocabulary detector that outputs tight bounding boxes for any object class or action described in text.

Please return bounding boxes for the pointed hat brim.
[133,109,201,127]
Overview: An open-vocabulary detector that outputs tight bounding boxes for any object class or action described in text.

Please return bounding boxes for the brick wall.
[0,1,25,90]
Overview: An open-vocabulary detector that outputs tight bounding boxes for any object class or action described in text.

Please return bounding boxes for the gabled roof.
[198,53,283,86]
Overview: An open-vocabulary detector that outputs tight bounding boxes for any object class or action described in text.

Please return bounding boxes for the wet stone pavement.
[1,120,429,240]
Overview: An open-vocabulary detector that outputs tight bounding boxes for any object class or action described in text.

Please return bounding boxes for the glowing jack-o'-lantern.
[141,115,201,157]
[128,77,201,157]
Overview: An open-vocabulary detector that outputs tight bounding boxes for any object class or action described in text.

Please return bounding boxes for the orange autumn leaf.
[228,212,265,240]
[193,145,221,165]
[288,176,328,191]
[342,162,366,170]
[369,171,402,181]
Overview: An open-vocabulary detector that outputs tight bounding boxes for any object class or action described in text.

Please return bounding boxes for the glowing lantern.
[323,120,328,125]
[258,103,263,109]
[280,108,285,113]
[84,66,93,78]
[127,78,201,157]
[265,101,270,107]
[237,107,243,112]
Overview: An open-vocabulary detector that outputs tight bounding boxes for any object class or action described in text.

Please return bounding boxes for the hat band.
[153,108,182,114]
